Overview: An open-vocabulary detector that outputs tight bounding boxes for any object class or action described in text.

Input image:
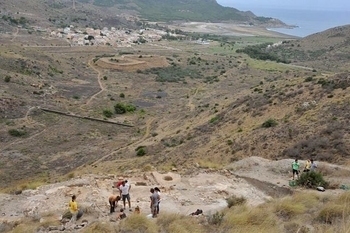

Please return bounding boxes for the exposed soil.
[1,157,350,232]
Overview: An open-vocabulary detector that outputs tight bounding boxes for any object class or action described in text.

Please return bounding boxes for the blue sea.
[223,5,350,37]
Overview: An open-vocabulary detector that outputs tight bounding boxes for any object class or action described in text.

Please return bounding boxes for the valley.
[0,0,350,232]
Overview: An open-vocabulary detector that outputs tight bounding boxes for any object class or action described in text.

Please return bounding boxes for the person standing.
[119,180,132,211]
[310,159,318,171]
[154,187,161,215]
[304,159,311,172]
[69,195,78,223]
[150,188,160,218]
[292,159,300,180]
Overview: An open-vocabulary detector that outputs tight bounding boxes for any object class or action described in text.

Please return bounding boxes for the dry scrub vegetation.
[57,192,350,233]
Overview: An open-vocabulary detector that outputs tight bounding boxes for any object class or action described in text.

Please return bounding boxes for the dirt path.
[90,117,154,166]
[187,86,201,112]
[83,59,105,107]
[10,28,19,42]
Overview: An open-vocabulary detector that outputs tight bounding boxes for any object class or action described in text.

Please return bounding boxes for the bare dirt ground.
[1,157,349,232]
[167,22,296,38]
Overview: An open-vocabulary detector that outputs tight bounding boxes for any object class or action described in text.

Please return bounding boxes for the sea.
[222,5,350,38]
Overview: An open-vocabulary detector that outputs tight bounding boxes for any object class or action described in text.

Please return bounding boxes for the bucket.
[289,180,297,187]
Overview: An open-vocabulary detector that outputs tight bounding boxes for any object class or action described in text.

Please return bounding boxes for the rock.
[171,167,178,171]
[14,190,22,195]
[135,182,147,186]
[143,174,148,180]
[317,186,325,192]
[45,186,66,195]
[48,226,59,231]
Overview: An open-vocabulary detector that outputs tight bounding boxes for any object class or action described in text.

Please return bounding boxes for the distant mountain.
[100,0,285,25]
[0,0,287,30]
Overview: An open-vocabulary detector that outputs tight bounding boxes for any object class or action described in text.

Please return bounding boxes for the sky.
[216,0,350,11]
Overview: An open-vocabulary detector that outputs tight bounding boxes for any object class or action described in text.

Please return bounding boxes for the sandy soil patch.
[96,55,169,72]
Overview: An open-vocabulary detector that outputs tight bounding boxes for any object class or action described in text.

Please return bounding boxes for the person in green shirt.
[292,159,300,180]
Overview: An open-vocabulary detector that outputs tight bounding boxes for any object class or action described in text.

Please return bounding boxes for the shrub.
[8,129,27,137]
[136,147,146,156]
[262,118,278,128]
[209,116,220,124]
[157,213,182,229]
[119,93,125,98]
[102,109,113,118]
[208,211,224,225]
[273,199,306,219]
[304,76,313,82]
[167,217,204,233]
[84,222,115,233]
[114,103,136,114]
[117,214,158,233]
[4,75,11,82]
[296,171,329,188]
[223,205,277,228]
[163,176,173,181]
[316,203,350,224]
[226,195,247,208]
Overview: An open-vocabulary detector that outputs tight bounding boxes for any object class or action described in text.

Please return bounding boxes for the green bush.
[136,147,146,157]
[4,76,11,82]
[102,109,113,118]
[262,118,278,128]
[8,129,27,137]
[114,103,136,114]
[296,171,329,188]
[226,195,247,208]
[119,93,125,98]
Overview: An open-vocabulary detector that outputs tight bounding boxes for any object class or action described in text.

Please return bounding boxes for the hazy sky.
[217,0,350,11]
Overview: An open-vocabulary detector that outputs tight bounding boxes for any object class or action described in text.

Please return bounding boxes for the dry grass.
[8,218,40,233]
[157,212,205,233]
[81,222,116,233]
[10,224,39,233]
[166,217,204,233]
[222,205,277,229]
[116,214,159,233]
[197,159,222,169]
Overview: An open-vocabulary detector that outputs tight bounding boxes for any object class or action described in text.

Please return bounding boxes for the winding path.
[82,59,105,108]
[91,117,154,166]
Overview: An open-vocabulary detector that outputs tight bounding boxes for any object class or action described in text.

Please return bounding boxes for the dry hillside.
[0,1,350,232]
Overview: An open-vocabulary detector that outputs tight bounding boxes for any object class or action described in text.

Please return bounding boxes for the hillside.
[0,0,287,30]
[268,25,350,72]
[0,23,349,189]
[0,2,350,232]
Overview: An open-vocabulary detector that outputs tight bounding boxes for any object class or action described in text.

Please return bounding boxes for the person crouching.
[109,195,121,213]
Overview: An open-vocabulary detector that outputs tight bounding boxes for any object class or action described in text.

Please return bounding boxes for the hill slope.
[0,0,286,30]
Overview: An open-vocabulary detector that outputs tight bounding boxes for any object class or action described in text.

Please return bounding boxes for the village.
[49,25,169,47]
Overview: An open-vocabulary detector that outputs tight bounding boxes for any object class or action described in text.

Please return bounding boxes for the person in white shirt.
[119,180,132,211]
